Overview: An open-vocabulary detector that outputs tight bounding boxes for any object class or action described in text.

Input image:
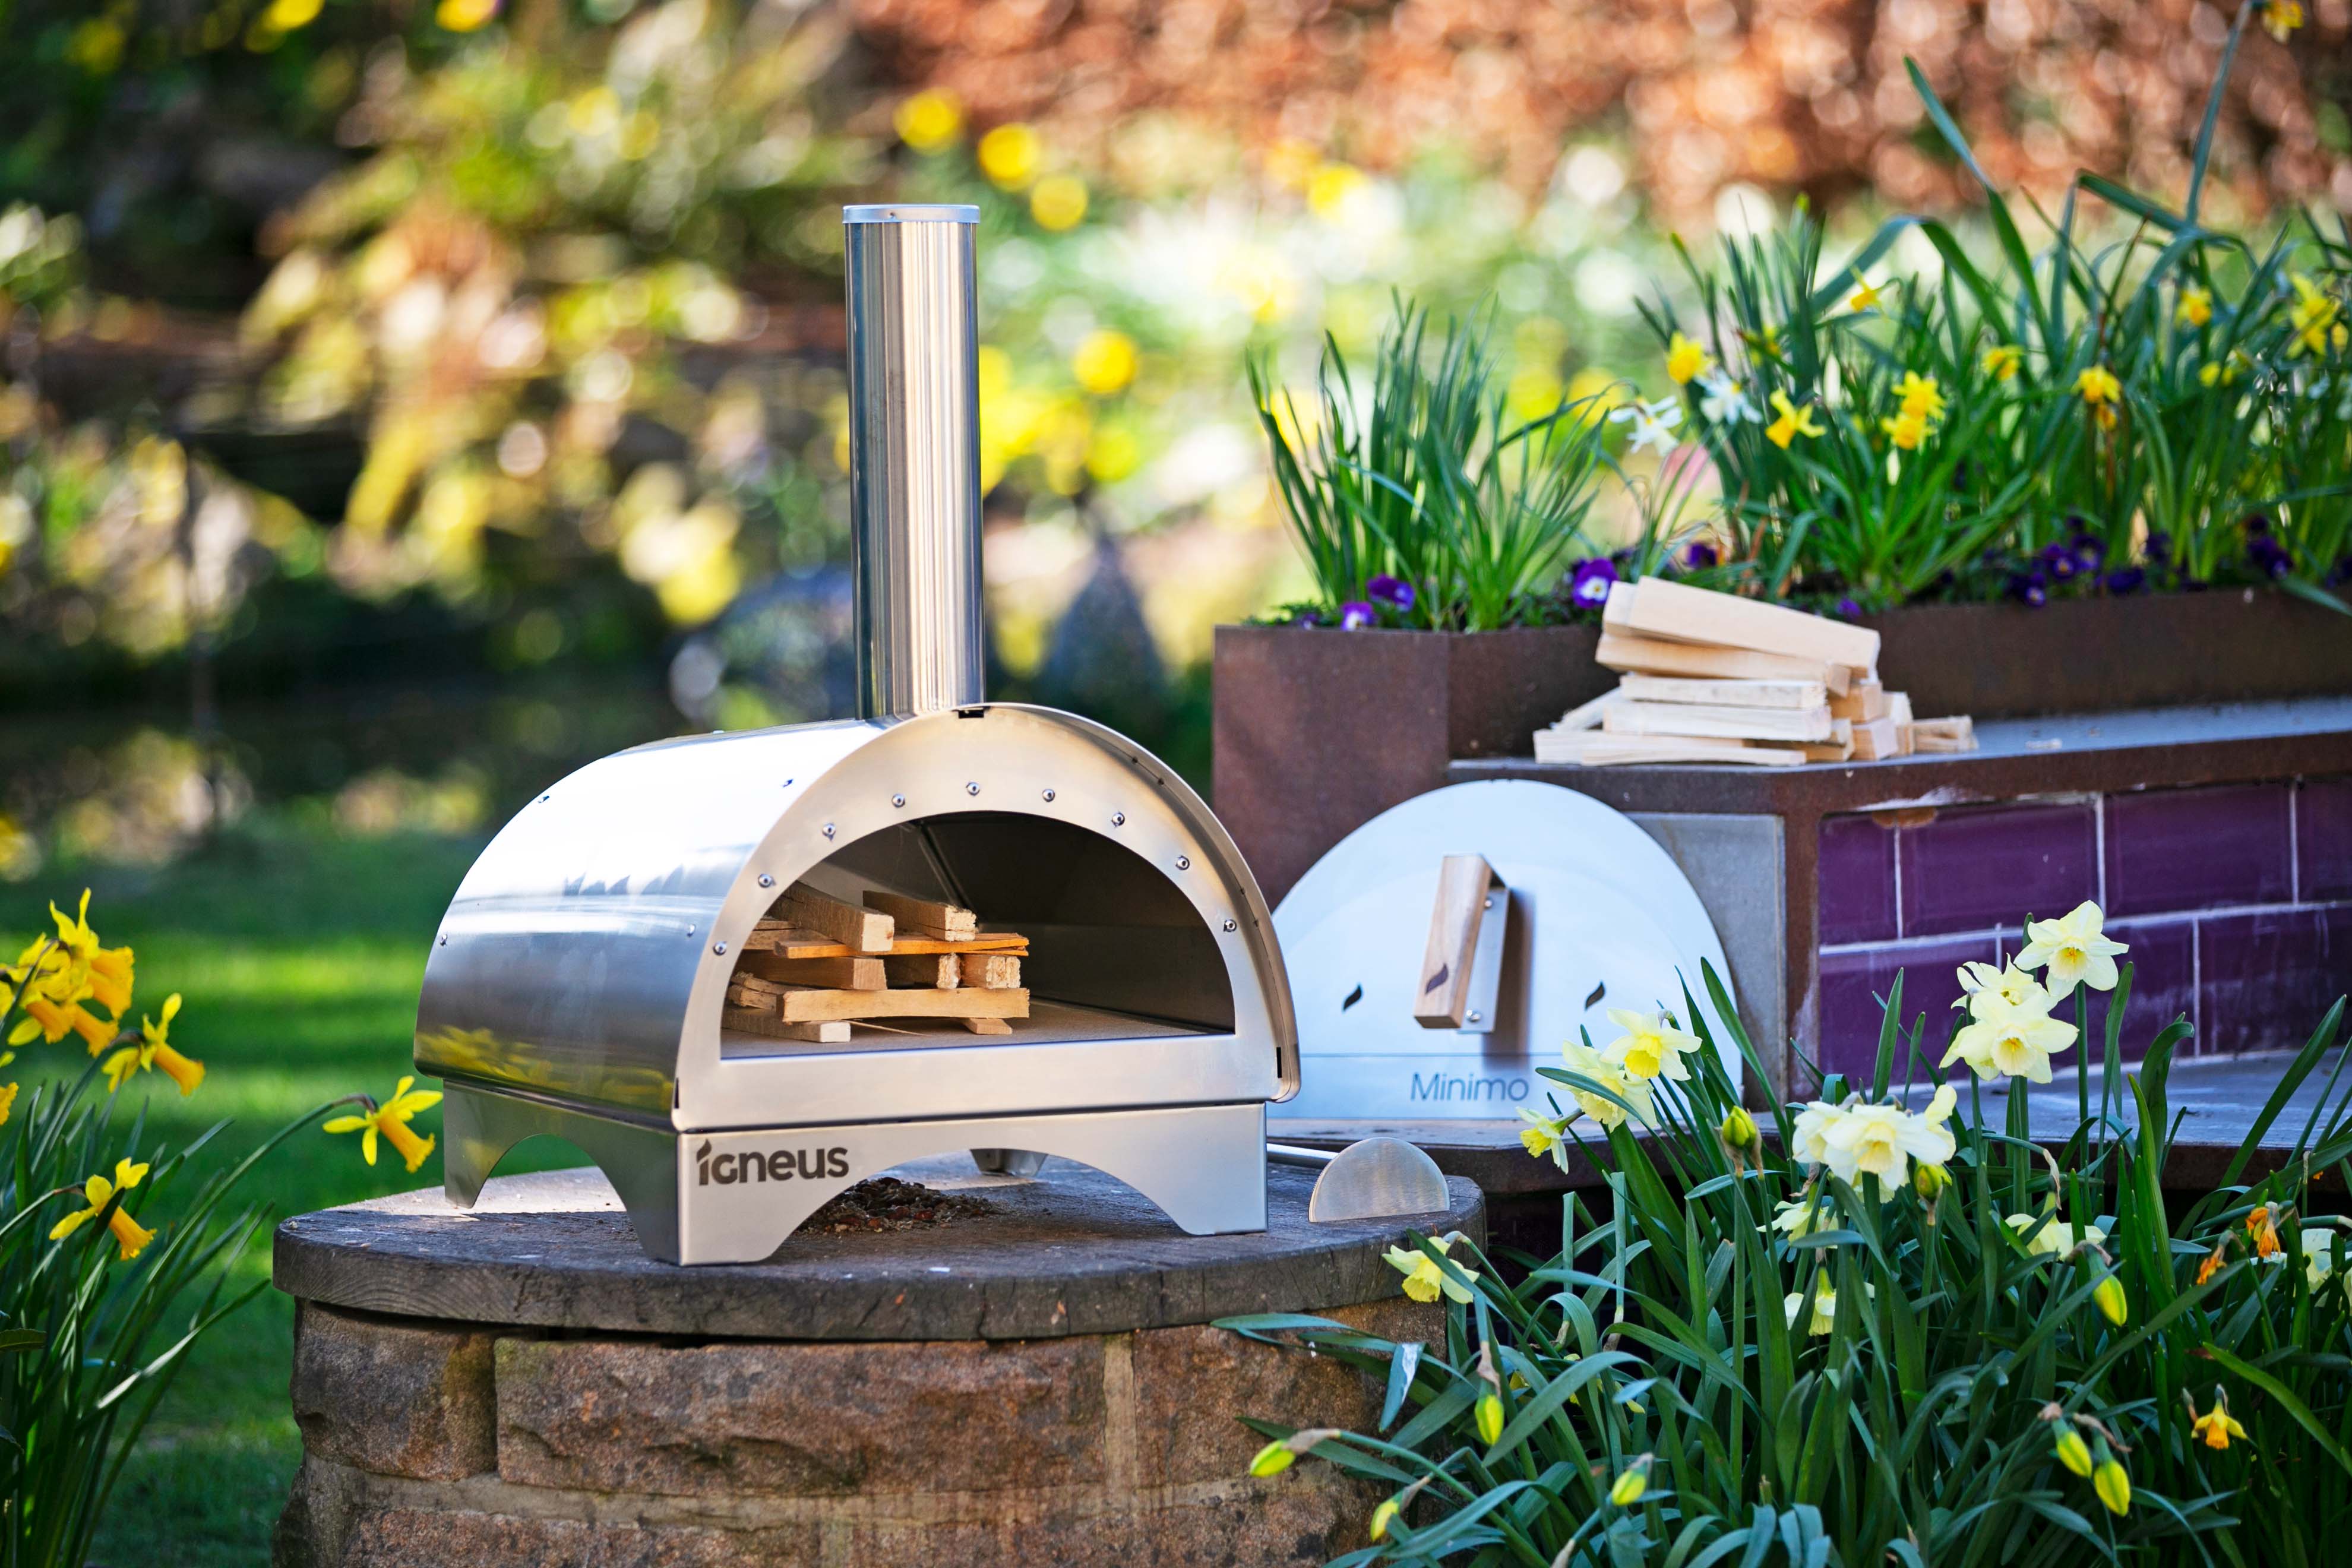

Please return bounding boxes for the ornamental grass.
[0,893,412,1566]
[1227,900,2352,1565]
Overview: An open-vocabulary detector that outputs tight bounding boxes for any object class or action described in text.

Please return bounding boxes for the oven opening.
[720,812,1232,1058]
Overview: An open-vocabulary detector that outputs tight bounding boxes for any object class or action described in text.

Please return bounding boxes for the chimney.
[842,204,984,719]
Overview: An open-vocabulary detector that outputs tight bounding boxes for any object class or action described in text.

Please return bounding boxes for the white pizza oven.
[416,206,1298,1264]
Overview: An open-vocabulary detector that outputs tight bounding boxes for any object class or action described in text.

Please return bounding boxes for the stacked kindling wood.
[1535,578,1978,767]
[722,883,1030,1043]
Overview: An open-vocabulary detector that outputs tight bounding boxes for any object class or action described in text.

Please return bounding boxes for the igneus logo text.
[695,1140,851,1187]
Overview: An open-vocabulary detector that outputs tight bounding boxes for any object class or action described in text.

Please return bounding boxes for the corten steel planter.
[1213,589,2352,906]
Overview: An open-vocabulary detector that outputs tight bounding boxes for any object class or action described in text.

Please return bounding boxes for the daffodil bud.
[2094,1456,2131,1516]
[2093,1275,2127,1326]
[1475,1390,1504,1446]
[1369,1498,1400,1541]
[1248,1440,1295,1478]
[1913,1161,1951,1202]
[1608,1463,1648,1507]
[1720,1106,1760,1156]
[2053,1427,2094,1478]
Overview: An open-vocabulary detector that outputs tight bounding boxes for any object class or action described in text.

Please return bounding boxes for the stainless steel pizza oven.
[418,207,1298,1263]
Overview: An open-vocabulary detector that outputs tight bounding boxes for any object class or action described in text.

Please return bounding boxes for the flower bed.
[1226,900,2352,1564]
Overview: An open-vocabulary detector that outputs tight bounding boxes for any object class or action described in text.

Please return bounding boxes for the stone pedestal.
[272,1159,1484,1567]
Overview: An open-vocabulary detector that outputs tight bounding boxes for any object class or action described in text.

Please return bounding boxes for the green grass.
[1,821,535,1567]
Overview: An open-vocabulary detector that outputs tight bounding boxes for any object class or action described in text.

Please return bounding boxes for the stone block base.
[275,1297,1438,1568]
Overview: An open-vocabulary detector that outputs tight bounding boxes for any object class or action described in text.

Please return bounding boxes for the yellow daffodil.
[894,90,963,154]
[1786,1270,1838,1335]
[2016,901,2128,993]
[2177,286,2214,328]
[1558,1039,1655,1130]
[1368,1497,1401,1540]
[2005,1211,2108,1257]
[1881,409,1930,450]
[1895,371,1946,422]
[47,889,134,1018]
[1070,329,1138,396]
[324,1076,442,1172]
[1981,343,2023,381]
[1518,1107,1570,1168]
[1475,1389,1504,1444]
[1743,324,1783,362]
[2054,1424,2094,1477]
[2197,1240,2231,1285]
[1765,390,1823,450]
[0,1082,17,1126]
[1383,1234,1477,1304]
[2247,1203,2283,1260]
[49,1159,154,1259]
[100,992,203,1096]
[1914,1161,1952,1203]
[2200,350,2252,387]
[1666,331,1712,385]
[1030,175,1088,232]
[1603,1008,1698,1082]
[1847,276,1885,313]
[2094,1455,2130,1515]
[2288,273,2339,356]
[2094,1275,2128,1326]
[976,124,1042,189]
[2074,365,2122,406]
[1947,993,2078,1082]
[2264,0,2304,42]
[2190,1388,2246,1450]
[9,978,115,1052]
[1609,1457,1651,1506]
[435,0,500,30]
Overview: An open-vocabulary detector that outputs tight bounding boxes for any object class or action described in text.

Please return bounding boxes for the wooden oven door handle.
[1412,854,1507,1033]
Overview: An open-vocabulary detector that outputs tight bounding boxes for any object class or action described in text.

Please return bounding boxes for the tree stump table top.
[274,1158,1485,1341]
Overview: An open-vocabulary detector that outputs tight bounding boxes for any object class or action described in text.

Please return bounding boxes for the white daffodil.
[1772,1190,1838,1238]
[1608,396,1684,455]
[1789,1099,1847,1167]
[1559,1040,1655,1130]
[1817,1086,1959,1188]
[1953,961,2048,1017]
[2005,1212,2108,1258]
[1602,1007,1699,1082]
[1697,371,1759,424]
[2015,901,2129,994]
[1944,992,2078,1083]
[1785,1270,1838,1336]
[2302,1227,2352,1301]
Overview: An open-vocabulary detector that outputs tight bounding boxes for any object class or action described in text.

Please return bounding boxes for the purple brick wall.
[1816,779,2352,1080]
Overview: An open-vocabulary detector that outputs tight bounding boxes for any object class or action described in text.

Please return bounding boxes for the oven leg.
[969,1147,1049,1175]
[441,1084,684,1263]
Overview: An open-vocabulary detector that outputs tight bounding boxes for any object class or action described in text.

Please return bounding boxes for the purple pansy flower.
[1339,600,1378,630]
[2006,570,2048,608]
[2040,542,2079,583]
[1365,574,1415,611]
[2069,534,2105,575]
[1568,557,1618,610]
[1835,597,1863,620]
[2101,566,2146,596]
[2248,536,2293,579]
[1683,542,1719,570]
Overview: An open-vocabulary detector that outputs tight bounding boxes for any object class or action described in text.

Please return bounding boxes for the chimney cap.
[843,203,980,226]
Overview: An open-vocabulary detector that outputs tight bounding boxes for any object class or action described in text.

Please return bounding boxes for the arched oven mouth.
[719,809,1234,1061]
